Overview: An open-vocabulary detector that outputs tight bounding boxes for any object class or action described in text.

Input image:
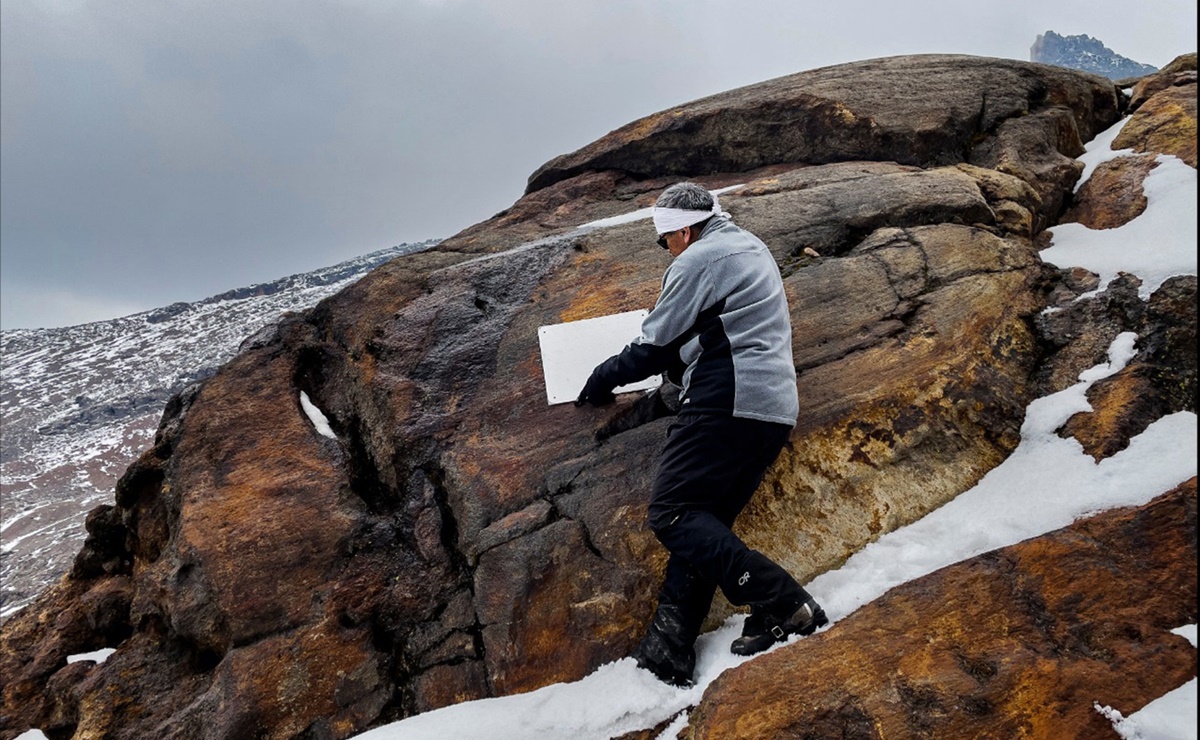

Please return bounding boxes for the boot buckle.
[770,624,786,640]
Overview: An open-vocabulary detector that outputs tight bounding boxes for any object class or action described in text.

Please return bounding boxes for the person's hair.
[655,182,714,211]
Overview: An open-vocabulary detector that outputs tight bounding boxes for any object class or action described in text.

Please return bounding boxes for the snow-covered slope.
[0,240,438,619]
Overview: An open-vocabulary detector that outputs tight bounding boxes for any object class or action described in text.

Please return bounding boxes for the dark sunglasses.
[657,228,684,250]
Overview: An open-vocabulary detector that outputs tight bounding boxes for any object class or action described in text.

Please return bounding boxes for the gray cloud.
[2,0,1195,329]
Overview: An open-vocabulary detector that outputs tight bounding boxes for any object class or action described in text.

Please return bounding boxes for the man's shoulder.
[693,223,768,261]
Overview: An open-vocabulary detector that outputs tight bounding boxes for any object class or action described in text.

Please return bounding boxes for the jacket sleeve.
[590,258,715,389]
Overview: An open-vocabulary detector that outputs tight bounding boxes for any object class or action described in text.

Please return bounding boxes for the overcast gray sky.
[2,0,1195,330]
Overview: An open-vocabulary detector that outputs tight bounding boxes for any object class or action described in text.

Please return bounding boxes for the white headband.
[652,192,729,234]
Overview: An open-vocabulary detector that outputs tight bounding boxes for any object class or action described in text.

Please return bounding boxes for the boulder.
[1114,79,1198,167]
[1127,52,1197,112]
[525,55,1118,195]
[685,479,1198,739]
[1060,153,1159,229]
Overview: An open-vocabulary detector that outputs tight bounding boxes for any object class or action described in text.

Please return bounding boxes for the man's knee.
[647,506,681,541]
[650,509,730,562]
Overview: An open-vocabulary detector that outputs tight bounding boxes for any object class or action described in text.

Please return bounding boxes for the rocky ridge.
[1,54,1195,739]
[1031,30,1158,80]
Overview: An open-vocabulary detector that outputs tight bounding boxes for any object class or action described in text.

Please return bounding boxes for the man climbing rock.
[576,182,826,687]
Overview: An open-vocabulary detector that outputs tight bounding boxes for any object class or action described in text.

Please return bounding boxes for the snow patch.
[805,333,1195,624]
[1042,153,1197,300]
[656,711,690,739]
[353,657,696,740]
[67,648,116,664]
[1095,625,1197,738]
[1097,679,1199,740]
[1073,115,1135,192]
[299,392,337,440]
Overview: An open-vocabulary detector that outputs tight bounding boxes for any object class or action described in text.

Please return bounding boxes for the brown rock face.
[6,53,1192,740]
[1113,81,1198,167]
[1128,52,1197,111]
[525,55,1117,196]
[1056,276,1198,460]
[685,479,1198,739]
[1060,153,1159,229]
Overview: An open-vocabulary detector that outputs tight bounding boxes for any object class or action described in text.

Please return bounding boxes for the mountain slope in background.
[0,240,438,618]
[1032,30,1158,79]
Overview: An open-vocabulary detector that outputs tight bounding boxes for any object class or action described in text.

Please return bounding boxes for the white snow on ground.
[807,333,1194,620]
[67,648,116,665]
[1042,115,1198,301]
[299,392,337,440]
[1072,115,1134,192]
[1041,153,1198,299]
[1097,626,1198,740]
[350,113,1199,740]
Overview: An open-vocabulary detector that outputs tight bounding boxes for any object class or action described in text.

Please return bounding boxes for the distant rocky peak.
[1031,30,1158,80]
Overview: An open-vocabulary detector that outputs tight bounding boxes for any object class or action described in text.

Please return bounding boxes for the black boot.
[631,604,696,687]
[730,597,828,656]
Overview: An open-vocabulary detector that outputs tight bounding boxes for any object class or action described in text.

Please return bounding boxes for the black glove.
[575,369,617,407]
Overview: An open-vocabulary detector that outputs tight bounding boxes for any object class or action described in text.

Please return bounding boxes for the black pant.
[648,413,810,644]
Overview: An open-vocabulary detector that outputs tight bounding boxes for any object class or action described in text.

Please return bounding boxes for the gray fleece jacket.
[591,215,799,426]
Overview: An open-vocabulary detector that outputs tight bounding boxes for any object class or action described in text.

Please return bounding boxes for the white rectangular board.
[538,310,663,405]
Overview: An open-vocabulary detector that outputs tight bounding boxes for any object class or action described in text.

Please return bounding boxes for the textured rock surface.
[3,53,1194,740]
[1038,62,1198,457]
[1114,81,1198,167]
[1128,53,1197,111]
[1057,275,1198,460]
[525,55,1117,198]
[685,479,1198,740]
[1060,153,1159,229]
